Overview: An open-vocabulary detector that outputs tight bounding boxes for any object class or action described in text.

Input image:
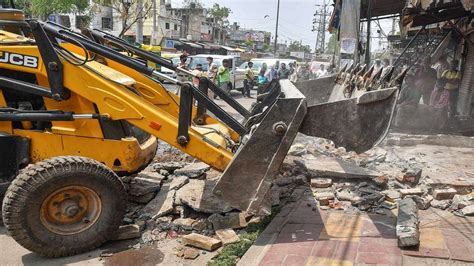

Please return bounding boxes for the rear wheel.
[2,156,127,257]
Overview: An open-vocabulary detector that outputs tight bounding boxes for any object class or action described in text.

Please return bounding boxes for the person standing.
[218,59,232,94]
[257,67,268,95]
[415,57,437,104]
[243,62,254,98]
[430,56,450,105]
[440,60,461,118]
[278,63,291,80]
[176,54,188,95]
[207,56,213,68]
[191,64,203,87]
[265,64,278,82]
[316,64,327,78]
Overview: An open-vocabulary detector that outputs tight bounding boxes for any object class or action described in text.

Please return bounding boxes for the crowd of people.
[399,55,462,118]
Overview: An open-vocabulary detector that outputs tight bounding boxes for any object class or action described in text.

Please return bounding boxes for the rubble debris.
[169,175,189,190]
[128,174,163,196]
[396,198,420,247]
[142,185,176,219]
[430,199,450,210]
[451,194,472,210]
[183,248,200,259]
[181,233,222,251]
[215,229,240,245]
[461,205,474,216]
[153,161,185,172]
[396,168,422,185]
[176,180,232,213]
[432,188,457,200]
[174,162,210,178]
[383,190,402,202]
[399,188,424,197]
[128,192,156,204]
[113,224,141,240]
[172,218,196,231]
[208,212,247,230]
[288,143,307,156]
[311,178,332,188]
[274,175,294,186]
[303,156,382,180]
[381,201,397,210]
[411,195,433,210]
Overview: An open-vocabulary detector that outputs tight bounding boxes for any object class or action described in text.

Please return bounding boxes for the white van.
[188,54,245,91]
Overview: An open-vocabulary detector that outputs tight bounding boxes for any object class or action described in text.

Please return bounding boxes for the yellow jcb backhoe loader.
[0,4,403,257]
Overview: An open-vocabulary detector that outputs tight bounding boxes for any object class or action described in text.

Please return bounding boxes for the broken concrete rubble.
[433,188,457,200]
[174,162,210,178]
[215,229,240,245]
[311,178,332,188]
[430,199,451,210]
[303,156,382,180]
[461,205,474,216]
[396,168,422,185]
[128,174,163,196]
[176,179,232,213]
[153,161,185,172]
[451,194,472,210]
[113,224,141,240]
[396,198,420,247]
[181,233,222,251]
[399,188,424,197]
[142,185,176,219]
[208,212,247,230]
[169,175,189,190]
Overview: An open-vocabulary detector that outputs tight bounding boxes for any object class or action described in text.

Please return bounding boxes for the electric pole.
[136,0,144,44]
[312,1,328,55]
[152,0,158,45]
[274,0,280,55]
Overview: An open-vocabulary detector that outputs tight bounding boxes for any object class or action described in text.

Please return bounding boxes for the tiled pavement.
[239,193,474,265]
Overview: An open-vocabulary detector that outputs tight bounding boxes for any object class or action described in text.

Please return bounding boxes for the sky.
[170,0,396,53]
[171,0,326,48]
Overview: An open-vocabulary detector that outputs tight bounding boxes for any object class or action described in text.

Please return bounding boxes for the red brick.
[360,237,382,244]
[259,253,286,266]
[311,240,338,258]
[268,243,313,257]
[356,252,401,265]
[282,255,308,266]
[333,241,358,261]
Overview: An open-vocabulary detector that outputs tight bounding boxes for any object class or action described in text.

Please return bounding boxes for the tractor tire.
[2,156,127,257]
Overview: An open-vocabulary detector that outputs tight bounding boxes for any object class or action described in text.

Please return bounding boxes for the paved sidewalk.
[240,192,474,265]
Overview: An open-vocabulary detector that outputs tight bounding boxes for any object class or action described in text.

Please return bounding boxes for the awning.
[220,46,237,51]
[182,42,203,49]
[360,0,405,19]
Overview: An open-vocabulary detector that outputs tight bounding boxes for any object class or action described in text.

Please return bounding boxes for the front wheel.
[2,156,127,257]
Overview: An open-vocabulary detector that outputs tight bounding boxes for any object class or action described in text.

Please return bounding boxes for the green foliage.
[289,40,311,53]
[262,43,270,51]
[244,39,254,48]
[208,207,280,266]
[209,3,231,25]
[326,33,339,53]
[25,0,89,19]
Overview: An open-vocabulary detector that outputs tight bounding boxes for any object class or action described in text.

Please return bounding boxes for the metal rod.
[274,0,280,55]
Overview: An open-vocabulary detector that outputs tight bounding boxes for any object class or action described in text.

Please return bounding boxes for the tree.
[326,33,339,53]
[208,3,231,26]
[107,0,152,38]
[26,0,89,20]
[262,43,270,51]
[288,40,311,53]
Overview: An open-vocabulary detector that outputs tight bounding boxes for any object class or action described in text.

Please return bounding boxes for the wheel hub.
[40,186,102,235]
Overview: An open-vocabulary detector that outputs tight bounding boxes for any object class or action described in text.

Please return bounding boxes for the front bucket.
[212,80,307,214]
[295,77,399,153]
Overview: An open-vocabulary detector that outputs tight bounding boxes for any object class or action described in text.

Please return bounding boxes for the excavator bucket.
[294,68,403,153]
[213,80,307,213]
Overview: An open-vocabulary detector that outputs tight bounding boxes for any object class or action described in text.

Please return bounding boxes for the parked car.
[189,54,245,91]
